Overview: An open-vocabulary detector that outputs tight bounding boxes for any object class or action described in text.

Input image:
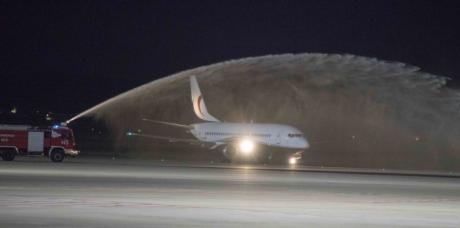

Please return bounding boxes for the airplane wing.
[141,118,192,129]
[126,132,202,145]
[127,132,275,151]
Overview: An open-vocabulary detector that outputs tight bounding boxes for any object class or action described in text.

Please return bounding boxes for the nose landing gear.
[288,151,303,165]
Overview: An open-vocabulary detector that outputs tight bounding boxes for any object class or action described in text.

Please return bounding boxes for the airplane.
[128,76,309,164]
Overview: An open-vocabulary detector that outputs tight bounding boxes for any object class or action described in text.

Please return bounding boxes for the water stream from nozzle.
[65,53,460,170]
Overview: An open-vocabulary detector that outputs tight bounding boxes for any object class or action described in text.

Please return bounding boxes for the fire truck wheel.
[1,149,16,161]
[50,148,65,162]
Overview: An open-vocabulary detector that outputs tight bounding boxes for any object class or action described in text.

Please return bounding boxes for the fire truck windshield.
[61,131,71,140]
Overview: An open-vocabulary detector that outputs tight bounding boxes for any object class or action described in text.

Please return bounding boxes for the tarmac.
[1,157,460,227]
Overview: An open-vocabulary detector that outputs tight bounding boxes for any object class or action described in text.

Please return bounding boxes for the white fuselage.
[190,122,309,150]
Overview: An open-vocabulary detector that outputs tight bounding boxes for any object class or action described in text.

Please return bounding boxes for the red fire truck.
[0,123,79,162]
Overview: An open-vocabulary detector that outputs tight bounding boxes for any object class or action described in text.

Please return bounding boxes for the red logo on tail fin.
[197,95,203,116]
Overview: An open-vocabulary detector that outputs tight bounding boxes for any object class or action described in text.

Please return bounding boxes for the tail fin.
[190,76,220,122]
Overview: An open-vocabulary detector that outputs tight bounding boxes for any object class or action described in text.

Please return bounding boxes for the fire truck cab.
[0,124,79,162]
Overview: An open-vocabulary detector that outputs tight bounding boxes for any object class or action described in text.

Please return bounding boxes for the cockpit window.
[288,133,303,138]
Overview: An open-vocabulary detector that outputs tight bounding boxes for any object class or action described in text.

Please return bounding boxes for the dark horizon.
[2,0,460,119]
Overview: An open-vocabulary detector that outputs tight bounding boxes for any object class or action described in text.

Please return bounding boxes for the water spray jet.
[69,53,460,171]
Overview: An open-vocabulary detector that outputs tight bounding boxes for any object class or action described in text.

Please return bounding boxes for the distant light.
[10,107,17,114]
[52,124,60,129]
[126,132,134,136]
[289,157,297,165]
[239,139,255,155]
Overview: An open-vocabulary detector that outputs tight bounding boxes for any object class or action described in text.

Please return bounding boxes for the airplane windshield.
[288,133,303,138]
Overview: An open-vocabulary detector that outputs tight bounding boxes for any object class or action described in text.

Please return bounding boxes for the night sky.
[1,0,460,119]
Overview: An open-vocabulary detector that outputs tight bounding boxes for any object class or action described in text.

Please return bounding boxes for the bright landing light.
[239,139,255,155]
[289,157,297,165]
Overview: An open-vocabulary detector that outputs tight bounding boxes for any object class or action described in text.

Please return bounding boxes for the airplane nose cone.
[300,139,309,149]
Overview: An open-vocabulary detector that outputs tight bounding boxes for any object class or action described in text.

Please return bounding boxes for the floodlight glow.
[239,139,255,155]
[289,157,297,165]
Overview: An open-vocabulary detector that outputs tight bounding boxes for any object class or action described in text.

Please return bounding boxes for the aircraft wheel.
[288,151,303,165]
[221,145,238,163]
